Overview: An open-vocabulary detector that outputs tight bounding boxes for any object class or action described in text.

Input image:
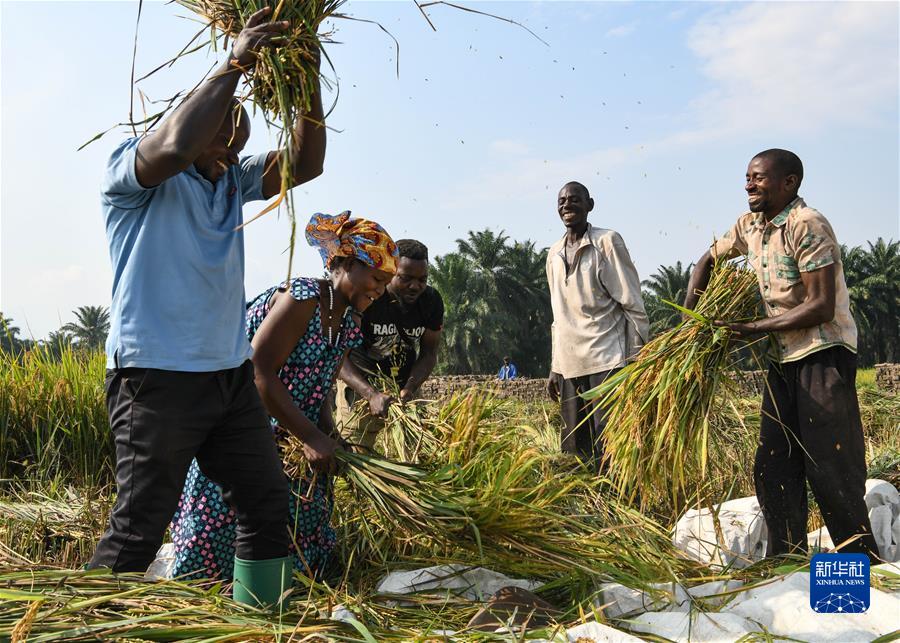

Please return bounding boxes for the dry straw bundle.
[586,260,761,509]
[176,0,341,117]
[174,0,346,278]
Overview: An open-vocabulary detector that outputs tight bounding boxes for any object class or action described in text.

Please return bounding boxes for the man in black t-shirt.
[337,239,444,449]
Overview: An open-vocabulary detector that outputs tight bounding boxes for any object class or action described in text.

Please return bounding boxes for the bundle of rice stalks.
[336,450,469,540]
[340,372,444,463]
[176,0,341,118]
[381,400,443,463]
[170,0,345,278]
[585,260,761,509]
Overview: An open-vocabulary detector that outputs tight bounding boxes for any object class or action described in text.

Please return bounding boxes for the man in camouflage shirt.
[684,149,879,561]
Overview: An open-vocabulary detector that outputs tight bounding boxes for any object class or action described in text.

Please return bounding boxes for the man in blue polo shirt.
[89,8,326,607]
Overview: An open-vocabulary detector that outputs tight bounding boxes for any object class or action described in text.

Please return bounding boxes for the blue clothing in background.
[498,362,518,380]
[101,137,268,371]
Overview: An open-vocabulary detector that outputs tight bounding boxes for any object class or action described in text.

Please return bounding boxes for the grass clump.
[0,344,109,489]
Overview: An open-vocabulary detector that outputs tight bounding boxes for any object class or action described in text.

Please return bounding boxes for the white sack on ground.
[727,571,900,641]
[595,581,689,618]
[685,580,745,608]
[143,542,175,580]
[866,479,900,510]
[563,621,643,642]
[375,565,540,601]
[807,526,835,551]
[596,580,745,618]
[624,611,758,643]
[674,480,900,566]
[804,479,900,561]
[327,604,356,623]
[672,496,767,569]
[865,478,900,562]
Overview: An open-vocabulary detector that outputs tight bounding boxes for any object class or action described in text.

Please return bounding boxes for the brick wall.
[420,371,765,401]
[875,364,900,394]
[419,375,550,402]
[419,364,898,401]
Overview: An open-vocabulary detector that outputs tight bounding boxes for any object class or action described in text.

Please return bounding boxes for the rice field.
[0,345,897,641]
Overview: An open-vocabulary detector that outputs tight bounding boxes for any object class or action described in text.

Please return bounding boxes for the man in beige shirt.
[684,149,878,561]
[546,181,649,469]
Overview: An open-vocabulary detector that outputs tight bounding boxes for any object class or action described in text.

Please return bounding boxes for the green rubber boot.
[232,556,292,609]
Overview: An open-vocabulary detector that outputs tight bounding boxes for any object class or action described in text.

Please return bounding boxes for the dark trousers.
[755,347,879,560]
[89,361,290,572]
[560,370,618,469]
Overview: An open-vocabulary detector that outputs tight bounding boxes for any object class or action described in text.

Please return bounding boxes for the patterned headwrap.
[305,211,399,274]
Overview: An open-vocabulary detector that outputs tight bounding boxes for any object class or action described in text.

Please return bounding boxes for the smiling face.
[745,156,799,217]
[557,183,594,230]
[387,257,429,306]
[334,259,394,312]
[193,106,251,183]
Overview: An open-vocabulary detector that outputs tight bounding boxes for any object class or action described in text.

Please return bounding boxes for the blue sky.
[2,0,898,339]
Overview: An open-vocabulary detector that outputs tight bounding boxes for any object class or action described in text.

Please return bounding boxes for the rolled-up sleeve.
[599,232,650,348]
[789,212,836,272]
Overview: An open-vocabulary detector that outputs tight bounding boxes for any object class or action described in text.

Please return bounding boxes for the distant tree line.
[1,305,110,357]
[2,238,896,371]
[429,232,898,375]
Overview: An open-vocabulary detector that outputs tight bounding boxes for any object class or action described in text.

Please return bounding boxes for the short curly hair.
[753,149,804,187]
[396,239,428,261]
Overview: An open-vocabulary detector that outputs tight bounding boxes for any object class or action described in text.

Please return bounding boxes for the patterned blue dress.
[170,278,361,580]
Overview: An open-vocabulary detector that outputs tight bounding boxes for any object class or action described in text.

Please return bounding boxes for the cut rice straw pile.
[0,567,366,642]
[585,259,761,509]
[311,392,704,588]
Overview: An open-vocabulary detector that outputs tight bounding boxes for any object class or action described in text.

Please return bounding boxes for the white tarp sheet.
[673,479,900,567]
[672,496,767,568]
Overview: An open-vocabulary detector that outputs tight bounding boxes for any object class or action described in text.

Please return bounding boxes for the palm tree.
[42,330,74,359]
[842,244,874,362]
[0,313,22,354]
[843,238,899,364]
[641,262,693,335]
[496,241,552,375]
[456,229,510,277]
[431,234,553,376]
[61,305,110,351]
[430,254,489,374]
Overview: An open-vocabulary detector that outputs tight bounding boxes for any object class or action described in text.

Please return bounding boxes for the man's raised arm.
[261,70,326,199]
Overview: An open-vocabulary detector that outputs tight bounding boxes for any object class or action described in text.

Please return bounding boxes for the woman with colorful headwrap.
[170,212,397,582]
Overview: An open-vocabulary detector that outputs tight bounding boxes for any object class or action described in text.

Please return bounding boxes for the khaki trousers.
[335,379,385,450]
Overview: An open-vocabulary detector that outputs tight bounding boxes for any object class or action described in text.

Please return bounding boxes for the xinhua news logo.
[810,553,870,613]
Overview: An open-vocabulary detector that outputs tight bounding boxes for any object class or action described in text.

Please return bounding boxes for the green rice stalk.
[0,344,109,488]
